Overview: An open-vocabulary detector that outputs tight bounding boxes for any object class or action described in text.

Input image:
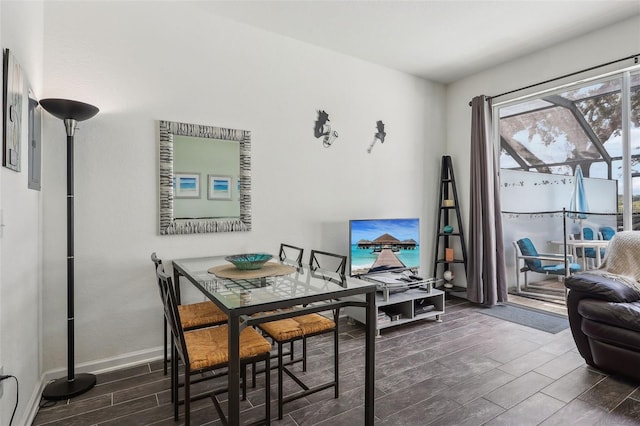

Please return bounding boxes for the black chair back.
[156,264,190,368]
[279,243,304,266]
[309,249,347,277]
[151,252,163,298]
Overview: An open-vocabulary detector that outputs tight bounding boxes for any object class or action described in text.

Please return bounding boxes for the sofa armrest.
[565,273,640,303]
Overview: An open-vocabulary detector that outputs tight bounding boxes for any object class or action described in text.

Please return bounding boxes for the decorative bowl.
[225,253,273,270]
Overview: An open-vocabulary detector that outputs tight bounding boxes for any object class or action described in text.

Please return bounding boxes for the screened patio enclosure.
[497,68,639,301]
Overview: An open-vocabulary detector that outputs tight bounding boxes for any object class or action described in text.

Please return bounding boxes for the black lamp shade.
[40,98,99,122]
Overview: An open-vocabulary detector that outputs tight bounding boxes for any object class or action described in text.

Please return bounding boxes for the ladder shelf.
[432,155,468,291]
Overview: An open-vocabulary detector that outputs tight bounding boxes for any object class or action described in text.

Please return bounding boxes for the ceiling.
[197,0,640,84]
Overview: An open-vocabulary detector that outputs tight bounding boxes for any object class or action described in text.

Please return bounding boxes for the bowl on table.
[225,253,273,270]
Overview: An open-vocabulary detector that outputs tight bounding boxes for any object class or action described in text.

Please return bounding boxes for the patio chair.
[600,226,616,240]
[513,238,581,294]
[580,228,606,266]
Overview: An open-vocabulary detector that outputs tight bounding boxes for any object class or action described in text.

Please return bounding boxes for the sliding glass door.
[496,65,639,302]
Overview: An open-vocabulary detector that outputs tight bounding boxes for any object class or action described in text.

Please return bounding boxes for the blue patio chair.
[514,238,581,294]
[600,226,616,240]
[581,227,606,262]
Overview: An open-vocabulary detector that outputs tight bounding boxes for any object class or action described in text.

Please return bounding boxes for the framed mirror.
[158,120,251,235]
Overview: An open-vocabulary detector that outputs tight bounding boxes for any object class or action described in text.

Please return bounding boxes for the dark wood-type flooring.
[34,296,640,425]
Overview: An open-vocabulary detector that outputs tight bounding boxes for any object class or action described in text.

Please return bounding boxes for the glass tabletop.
[172,255,375,311]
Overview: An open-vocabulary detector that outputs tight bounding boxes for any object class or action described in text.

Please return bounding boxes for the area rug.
[480,303,569,334]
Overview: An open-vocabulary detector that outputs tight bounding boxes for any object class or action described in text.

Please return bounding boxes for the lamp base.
[42,373,97,400]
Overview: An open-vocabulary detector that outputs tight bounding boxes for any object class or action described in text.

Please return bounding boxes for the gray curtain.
[467,95,508,306]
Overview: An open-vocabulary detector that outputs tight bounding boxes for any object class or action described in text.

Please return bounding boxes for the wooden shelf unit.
[433,155,468,288]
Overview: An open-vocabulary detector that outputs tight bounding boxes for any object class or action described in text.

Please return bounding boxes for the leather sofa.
[565,272,640,382]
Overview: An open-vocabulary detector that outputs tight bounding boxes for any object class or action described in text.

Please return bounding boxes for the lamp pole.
[40,98,99,400]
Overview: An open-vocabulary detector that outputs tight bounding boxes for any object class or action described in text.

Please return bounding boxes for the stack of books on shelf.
[377,310,391,325]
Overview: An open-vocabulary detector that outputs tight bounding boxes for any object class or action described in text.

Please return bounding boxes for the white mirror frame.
[158,120,251,235]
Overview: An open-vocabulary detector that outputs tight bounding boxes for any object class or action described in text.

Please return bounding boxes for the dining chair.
[279,243,304,359]
[156,263,272,426]
[150,253,227,376]
[249,243,304,386]
[309,249,347,277]
[256,249,344,419]
[278,243,304,267]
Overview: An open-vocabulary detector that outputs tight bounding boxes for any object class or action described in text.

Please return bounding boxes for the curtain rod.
[468,53,639,106]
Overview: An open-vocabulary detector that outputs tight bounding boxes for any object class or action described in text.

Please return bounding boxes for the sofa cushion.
[578,299,640,333]
[581,317,640,352]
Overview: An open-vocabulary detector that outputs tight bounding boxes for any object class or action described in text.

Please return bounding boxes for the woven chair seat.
[184,325,272,371]
[178,301,227,329]
[260,313,335,342]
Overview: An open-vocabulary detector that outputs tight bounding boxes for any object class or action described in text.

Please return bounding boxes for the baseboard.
[22,380,45,426]
[42,346,164,381]
[22,346,164,425]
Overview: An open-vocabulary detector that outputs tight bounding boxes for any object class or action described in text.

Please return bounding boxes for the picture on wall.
[208,175,232,200]
[174,172,201,198]
[28,87,42,190]
[3,48,24,172]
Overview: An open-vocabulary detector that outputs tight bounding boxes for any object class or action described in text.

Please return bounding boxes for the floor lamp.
[39,98,99,400]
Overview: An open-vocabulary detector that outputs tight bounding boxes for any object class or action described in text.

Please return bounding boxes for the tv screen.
[349,218,420,276]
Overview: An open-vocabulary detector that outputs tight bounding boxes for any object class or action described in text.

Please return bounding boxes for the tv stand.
[345,273,445,335]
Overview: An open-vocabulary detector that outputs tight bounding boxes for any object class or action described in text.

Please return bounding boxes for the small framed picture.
[208,174,232,200]
[174,172,200,198]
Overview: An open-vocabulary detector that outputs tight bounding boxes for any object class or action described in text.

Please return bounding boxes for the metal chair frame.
[157,264,271,426]
[279,243,304,267]
[255,248,346,420]
[309,249,347,277]
[151,252,227,402]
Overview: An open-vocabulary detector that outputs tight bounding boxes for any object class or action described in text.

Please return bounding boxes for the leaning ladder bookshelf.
[432,155,468,290]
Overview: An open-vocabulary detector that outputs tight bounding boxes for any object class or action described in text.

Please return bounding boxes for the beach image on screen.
[349,218,420,276]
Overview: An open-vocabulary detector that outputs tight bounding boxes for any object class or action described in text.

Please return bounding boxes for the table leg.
[228,313,240,426]
[365,291,375,425]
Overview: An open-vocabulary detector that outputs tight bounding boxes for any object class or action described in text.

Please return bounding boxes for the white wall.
[0,1,44,424]
[446,14,640,288]
[40,1,444,377]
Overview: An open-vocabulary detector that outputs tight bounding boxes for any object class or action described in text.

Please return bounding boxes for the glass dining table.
[172,255,377,425]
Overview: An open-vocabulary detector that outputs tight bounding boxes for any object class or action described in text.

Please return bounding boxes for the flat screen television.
[349,218,420,276]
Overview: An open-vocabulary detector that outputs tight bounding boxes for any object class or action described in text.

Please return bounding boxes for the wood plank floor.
[33,296,640,425]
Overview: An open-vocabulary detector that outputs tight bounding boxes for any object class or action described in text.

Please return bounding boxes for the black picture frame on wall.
[28,86,41,190]
[3,48,24,172]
